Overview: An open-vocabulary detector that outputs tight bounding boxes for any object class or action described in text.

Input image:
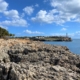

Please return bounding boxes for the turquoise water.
[44,39,80,55]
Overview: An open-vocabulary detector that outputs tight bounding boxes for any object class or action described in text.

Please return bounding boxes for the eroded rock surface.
[0,39,80,80]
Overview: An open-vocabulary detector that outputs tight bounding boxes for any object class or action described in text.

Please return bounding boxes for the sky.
[0,0,80,38]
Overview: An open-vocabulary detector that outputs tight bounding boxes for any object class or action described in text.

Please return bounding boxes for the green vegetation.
[0,27,15,38]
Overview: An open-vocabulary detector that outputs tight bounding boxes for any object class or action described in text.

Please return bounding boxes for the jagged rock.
[0,39,80,80]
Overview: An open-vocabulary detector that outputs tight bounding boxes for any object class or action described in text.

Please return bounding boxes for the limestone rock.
[0,39,80,80]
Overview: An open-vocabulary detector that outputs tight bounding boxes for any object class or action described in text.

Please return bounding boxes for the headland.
[29,36,72,41]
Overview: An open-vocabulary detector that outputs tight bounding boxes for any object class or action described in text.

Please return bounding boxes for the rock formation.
[0,39,80,80]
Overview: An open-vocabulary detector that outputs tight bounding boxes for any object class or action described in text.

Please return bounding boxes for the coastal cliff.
[0,39,80,80]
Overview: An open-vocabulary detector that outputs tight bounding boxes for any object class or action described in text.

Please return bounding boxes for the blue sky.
[0,0,80,38]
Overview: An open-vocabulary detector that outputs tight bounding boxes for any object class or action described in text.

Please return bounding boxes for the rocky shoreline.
[0,39,80,80]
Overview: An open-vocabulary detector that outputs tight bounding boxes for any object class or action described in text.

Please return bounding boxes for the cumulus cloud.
[31,9,66,24]
[0,0,19,19]
[3,10,19,19]
[1,11,28,27]
[61,28,67,31]
[23,6,34,15]
[24,30,44,34]
[51,0,80,13]
[0,0,8,12]
[31,10,55,24]
[0,0,28,27]
[0,19,28,27]
[32,0,80,24]
[1,10,28,27]
[50,0,80,22]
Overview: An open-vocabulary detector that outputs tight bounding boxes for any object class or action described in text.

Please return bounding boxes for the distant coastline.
[29,36,72,42]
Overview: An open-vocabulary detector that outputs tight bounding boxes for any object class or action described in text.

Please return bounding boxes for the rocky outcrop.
[0,39,80,80]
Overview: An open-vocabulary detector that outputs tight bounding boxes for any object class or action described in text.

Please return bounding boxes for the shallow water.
[44,39,80,55]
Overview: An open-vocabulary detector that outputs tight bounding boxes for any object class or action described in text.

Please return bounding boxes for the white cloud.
[35,4,39,7]
[24,30,44,34]
[0,0,28,27]
[1,10,28,27]
[31,9,66,24]
[31,10,54,24]
[61,28,67,31]
[50,0,80,22]
[23,6,34,15]
[3,10,19,19]
[32,0,80,24]
[0,19,28,27]
[0,0,8,12]
[0,0,19,19]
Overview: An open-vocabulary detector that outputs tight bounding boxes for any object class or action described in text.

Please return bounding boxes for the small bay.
[44,39,80,55]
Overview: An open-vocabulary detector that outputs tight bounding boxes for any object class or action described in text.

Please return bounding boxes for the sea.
[44,39,80,55]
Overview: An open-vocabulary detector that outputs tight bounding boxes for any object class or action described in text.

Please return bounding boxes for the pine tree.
[0,27,15,38]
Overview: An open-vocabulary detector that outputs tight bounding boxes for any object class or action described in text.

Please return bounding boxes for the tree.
[9,33,15,38]
[0,27,15,38]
